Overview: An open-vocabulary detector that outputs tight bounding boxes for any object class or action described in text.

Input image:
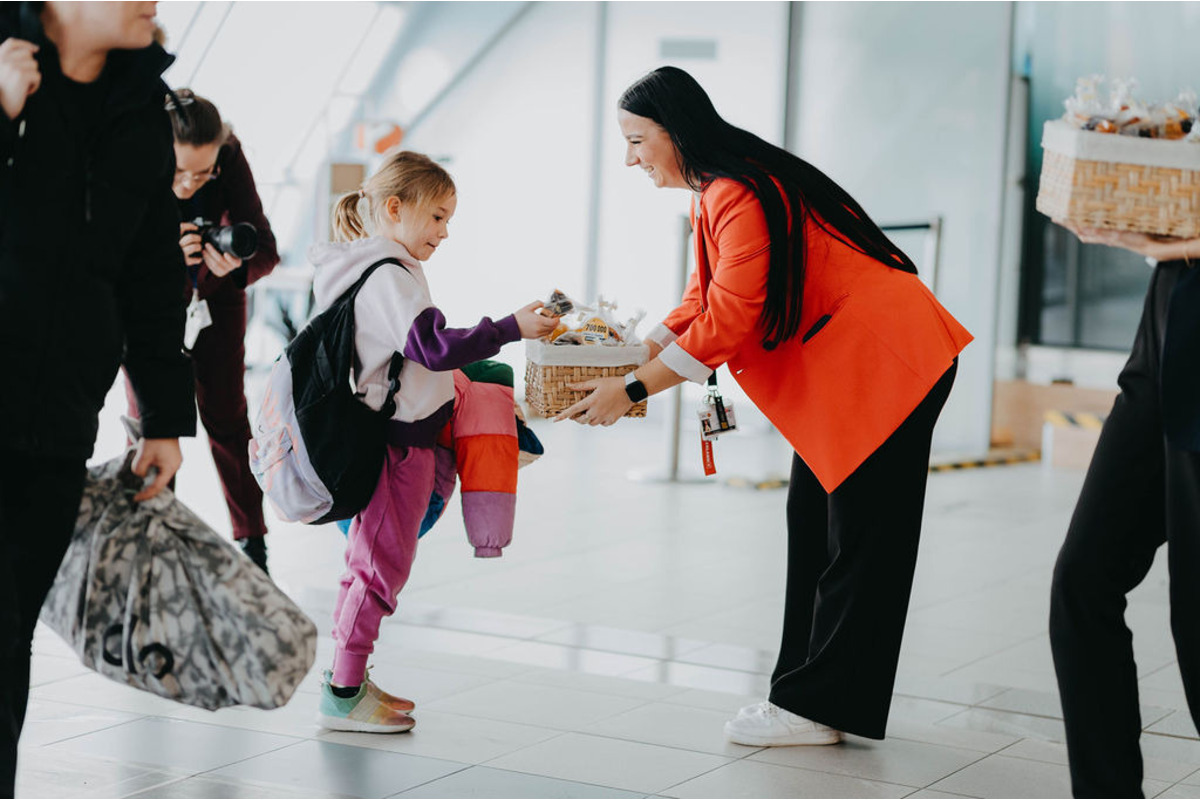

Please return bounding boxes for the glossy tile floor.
[16,383,1199,798]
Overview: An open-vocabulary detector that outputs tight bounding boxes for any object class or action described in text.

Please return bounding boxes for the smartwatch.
[624,371,649,402]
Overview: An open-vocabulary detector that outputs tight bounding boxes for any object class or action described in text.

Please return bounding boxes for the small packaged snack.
[540,292,645,348]
[1061,76,1197,140]
[543,288,575,317]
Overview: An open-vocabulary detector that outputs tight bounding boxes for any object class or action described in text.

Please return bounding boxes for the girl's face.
[619,109,687,189]
[382,192,455,262]
[173,143,221,200]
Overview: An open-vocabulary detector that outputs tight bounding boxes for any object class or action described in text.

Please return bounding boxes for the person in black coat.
[0,2,195,795]
[1050,225,1200,798]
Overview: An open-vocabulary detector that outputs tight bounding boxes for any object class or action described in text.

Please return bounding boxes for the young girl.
[310,151,557,733]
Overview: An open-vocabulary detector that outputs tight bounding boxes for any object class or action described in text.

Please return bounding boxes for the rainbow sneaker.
[316,671,415,733]
[361,668,415,713]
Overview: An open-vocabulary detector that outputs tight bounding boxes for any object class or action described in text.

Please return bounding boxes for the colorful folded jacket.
[429,368,517,556]
[339,361,542,557]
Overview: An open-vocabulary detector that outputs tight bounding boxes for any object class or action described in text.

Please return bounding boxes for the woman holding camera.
[134,89,278,572]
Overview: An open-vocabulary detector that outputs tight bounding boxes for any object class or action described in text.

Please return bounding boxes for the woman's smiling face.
[619,109,688,190]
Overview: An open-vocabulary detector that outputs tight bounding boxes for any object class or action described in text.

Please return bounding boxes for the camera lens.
[201,222,258,260]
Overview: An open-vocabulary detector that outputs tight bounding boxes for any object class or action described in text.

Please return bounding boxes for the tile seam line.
[747,745,983,791]
[385,763,644,800]
[375,761,476,799]
[186,736,312,775]
[658,752,923,797]
[935,629,1054,682]
[23,712,148,749]
[912,745,1002,793]
[387,617,780,676]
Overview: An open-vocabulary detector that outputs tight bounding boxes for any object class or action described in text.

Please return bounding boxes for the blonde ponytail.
[332,191,368,242]
[330,151,456,243]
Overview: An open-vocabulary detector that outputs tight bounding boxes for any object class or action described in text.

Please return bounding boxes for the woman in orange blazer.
[559,67,972,746]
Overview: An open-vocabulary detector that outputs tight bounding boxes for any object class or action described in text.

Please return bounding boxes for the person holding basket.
[558,66,972,746]
[1050,226,1200,798]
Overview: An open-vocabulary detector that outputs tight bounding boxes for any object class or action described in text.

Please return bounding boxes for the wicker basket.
[1036,119,1200,237]
[524,340,648,418]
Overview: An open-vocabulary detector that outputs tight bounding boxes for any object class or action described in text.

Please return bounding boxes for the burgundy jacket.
[180,133,279,302]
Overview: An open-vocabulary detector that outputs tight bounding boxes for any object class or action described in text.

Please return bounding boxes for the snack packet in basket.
[541,292,644,346]
[543,289,575,317]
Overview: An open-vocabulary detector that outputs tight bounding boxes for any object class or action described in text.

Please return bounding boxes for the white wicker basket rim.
[1041,119,1200,171]
[526,339,649,367]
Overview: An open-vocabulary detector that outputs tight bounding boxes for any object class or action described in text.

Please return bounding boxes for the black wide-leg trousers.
[0,453,86,798]
[1050,261,1200,799]
[768,360,956,739]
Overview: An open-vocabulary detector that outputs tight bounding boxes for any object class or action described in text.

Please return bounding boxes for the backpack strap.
[379,353,404,418]
[344,257,410,420]
[344,256,409,300]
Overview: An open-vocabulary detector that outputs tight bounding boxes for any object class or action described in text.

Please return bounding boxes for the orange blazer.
[657,178,973,493]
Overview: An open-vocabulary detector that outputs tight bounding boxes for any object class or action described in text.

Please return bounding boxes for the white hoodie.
[309,236,452,425]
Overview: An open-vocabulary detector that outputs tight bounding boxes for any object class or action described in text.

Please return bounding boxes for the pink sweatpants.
[332,445,435,687]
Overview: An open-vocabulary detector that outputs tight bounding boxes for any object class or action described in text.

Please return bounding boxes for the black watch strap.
[624,375,649,403]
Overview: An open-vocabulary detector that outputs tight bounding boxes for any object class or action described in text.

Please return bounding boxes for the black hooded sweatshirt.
[0,3,195,459]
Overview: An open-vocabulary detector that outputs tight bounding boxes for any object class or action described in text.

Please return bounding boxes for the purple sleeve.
[403,306,521,371]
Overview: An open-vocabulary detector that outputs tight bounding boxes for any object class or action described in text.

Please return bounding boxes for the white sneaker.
[724,701,842,746]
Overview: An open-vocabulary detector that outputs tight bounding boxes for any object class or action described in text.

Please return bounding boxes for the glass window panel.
[160,1,232,85]
[394,47,453,117]
[326,95,359,141]
[182,2,378,184]
[339,5,407,95]
[154,2,202,52]
[268,185,306,260]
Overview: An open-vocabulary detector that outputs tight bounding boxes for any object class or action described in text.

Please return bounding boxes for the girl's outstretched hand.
[514,301,560,339]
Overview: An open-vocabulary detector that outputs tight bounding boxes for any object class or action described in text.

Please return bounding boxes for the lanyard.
[692,196,736,474]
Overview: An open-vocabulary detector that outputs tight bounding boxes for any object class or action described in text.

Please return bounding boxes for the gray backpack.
[39,450,318,710]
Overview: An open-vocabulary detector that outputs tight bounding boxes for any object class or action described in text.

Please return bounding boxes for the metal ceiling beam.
[403,2,534,137]
[184,1,235,87]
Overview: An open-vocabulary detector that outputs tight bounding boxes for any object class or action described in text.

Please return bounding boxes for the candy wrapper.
[542,288,575,317]
[1063,76,1197,140]
[543,293,645,347]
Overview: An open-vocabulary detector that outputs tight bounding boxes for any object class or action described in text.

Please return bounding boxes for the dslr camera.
[191,217,259,260]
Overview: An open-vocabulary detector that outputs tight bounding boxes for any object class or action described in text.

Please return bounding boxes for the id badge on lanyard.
[182,262,212,351]
[698,374,737,475]
[693,198,737,476]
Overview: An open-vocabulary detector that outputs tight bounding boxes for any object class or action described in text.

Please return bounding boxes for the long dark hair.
[165,88,229,147]
[619,66,916,349]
